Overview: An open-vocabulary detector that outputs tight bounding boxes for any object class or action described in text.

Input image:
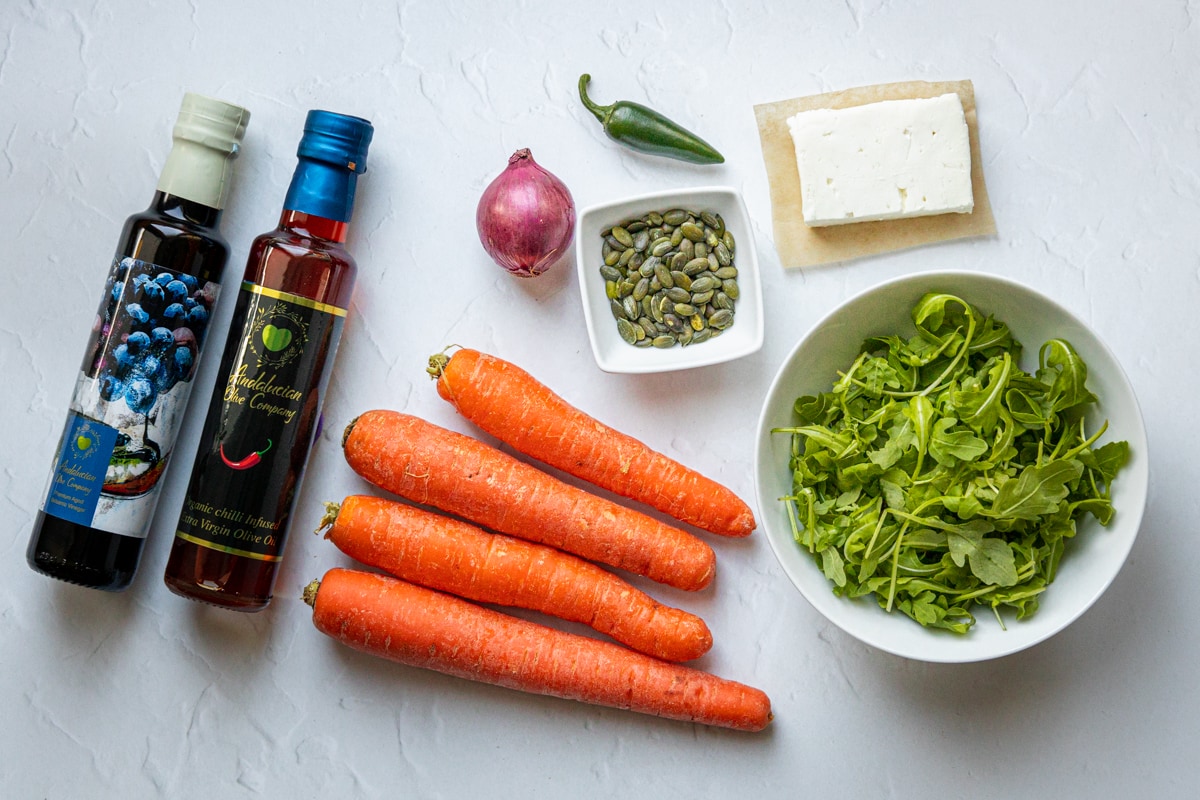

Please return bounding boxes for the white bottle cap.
[157,93,251,209]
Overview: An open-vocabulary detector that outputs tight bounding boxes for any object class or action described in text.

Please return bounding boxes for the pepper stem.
[578,74,612,124]
[302,579,320,607]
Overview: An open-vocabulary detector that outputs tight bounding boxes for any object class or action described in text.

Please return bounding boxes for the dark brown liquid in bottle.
[26,193,229,591]
[163,210,355,610]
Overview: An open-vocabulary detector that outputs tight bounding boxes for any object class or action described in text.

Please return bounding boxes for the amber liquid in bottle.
[163,210,355,610]
[27,193,231,590]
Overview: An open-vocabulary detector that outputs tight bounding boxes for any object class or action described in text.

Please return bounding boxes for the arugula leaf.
[988,460,1084,520]
[1040,339,1097,412]
[945,522,1020,587]
[774,292,1129,634]
[929,417,989,466]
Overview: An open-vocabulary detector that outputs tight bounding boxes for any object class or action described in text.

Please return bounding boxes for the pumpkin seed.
[684,257,709,275]
[714,265,738,279]
[691,290,714,305]
[653,261,673,289]
[674,302,697,316]
[632,276,650,301]
[700,211,721,230]
[650,238,673,257]
[626,220,647,232]
[714,292,734,311]
[688,275,717,294]
[721,279,740,300]
[690,314,705,332]
[632,229,650,251]
[652,334,676,348]
[611,226,634,248]
[610,298,627,320]
[708,309,734,329]
[599,265,622,282]
[666,286,691,303]
[605,280,619,300]
[691,327,713,345]
[679,222,705,242]
[646,211,664,225]
[670,271,692,291]
[663,209,689,225]
[714,242,732,267]
[623,296,639,320]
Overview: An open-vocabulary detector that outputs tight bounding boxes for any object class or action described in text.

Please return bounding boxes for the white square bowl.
[575,186,764,374]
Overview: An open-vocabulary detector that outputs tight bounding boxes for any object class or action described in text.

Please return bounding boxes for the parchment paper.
[753,80,996,268]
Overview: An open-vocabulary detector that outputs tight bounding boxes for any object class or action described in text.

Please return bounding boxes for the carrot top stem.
[342,415,361,448]
[426,345,464,379]
[302,579,321,607]
[316,501,341,535]
[427,352,450,378]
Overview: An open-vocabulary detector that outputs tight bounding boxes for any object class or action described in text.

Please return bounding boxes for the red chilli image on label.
[219,440,272,470]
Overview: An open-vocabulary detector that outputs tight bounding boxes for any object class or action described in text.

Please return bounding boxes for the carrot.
[427,348,756,537]
[342,410,716,591]
[319,495,713,662]
[305,568,772,732]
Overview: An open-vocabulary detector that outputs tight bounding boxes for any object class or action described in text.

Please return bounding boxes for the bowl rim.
[753,269,1149,662]
[574,185,764,374]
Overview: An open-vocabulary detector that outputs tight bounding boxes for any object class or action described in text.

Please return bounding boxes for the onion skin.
[476,149,576,278]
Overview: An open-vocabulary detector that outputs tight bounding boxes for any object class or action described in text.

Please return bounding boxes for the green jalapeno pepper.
[578,73,724,165]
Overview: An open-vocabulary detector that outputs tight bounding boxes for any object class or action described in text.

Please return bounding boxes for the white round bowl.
[754,271,1148,662]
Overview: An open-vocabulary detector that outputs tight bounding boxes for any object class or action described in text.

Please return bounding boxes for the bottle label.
[40,257,219,537]
[175,282,346,561]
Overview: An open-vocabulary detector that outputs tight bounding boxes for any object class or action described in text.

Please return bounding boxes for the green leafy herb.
[774,293,1128,634]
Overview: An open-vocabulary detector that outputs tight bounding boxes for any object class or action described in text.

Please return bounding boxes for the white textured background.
[2,1,1198,797]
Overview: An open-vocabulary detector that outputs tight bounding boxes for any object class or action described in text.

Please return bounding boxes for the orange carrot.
[319,495,713,662]
[305,568,772,731]
[427,348,756,537]
[342,410,716,591]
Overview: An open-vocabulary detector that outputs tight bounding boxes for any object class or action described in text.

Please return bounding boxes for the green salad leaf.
[774,292,1128,634]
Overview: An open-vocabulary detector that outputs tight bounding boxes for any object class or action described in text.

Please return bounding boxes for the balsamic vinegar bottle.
[27,94,250,591]
[164,110,373,611]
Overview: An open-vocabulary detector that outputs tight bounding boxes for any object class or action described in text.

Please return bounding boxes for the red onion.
[476,148,576,278]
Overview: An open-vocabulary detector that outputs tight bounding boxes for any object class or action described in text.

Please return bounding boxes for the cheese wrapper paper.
[754,79,996,268]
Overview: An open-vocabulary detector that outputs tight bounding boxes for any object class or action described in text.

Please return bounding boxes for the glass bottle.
[27,94,250,591]
[163,110,373,611]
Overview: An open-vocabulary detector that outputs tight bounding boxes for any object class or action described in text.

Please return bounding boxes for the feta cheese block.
[786,93,974,227]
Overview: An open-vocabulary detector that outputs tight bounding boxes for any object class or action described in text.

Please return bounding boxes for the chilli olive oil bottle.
[164,110,373,611]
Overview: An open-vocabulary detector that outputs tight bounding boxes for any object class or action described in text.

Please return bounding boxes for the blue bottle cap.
[297,110,373,174]
[283,110,374,222]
